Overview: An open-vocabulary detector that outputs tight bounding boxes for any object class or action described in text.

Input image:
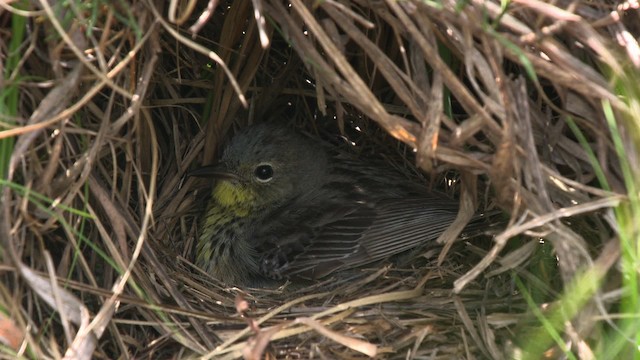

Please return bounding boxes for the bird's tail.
[461,209,505,239]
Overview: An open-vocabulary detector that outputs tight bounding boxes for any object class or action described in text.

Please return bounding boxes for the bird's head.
[190,123,329,215]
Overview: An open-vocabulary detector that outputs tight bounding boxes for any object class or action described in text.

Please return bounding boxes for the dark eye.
[254,163,274,182]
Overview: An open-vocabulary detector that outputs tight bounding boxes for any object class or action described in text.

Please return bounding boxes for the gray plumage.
[193,123,469,286]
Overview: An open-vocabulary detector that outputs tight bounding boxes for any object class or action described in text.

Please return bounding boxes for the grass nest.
[1,1,638,359]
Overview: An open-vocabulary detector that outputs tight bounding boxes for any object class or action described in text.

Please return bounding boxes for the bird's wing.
[257,196,460,280]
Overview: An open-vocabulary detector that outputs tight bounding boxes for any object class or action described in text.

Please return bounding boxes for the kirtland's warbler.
[191,123,476,286]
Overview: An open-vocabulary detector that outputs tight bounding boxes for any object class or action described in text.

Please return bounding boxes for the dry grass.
[1,0,638,359]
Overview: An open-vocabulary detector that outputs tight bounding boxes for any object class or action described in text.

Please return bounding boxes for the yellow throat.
[210,180,254,217]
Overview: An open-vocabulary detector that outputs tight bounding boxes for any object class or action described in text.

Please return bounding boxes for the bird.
[189,122,480,287]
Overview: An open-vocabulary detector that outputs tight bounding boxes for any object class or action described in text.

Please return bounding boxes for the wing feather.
[276,196,460,279]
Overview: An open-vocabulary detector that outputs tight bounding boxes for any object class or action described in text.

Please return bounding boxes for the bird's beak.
[187,164,241,182]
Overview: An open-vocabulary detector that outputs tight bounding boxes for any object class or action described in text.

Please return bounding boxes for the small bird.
[191,123,475,287]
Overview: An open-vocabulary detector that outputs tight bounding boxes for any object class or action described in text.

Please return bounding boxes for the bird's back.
[253,151,462,281]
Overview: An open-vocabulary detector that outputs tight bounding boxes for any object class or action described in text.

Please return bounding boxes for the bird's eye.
[254,163,274,182]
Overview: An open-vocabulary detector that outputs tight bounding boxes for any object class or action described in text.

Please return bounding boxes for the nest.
[1,1,637,359]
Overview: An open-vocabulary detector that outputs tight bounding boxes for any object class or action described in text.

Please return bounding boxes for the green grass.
[516,260,606,359]
[0,2,27,178]
[600,92,640,359]
[514,63,640,359]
